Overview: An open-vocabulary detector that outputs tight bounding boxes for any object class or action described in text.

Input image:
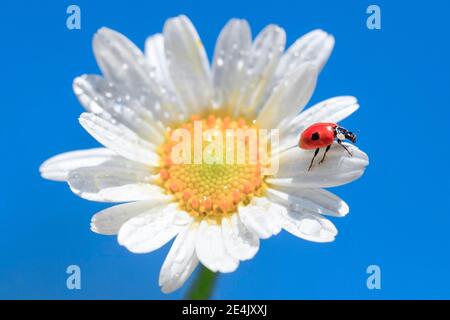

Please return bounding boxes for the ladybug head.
[336,126,357,144]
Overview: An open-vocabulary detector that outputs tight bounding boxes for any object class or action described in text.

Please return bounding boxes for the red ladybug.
[299,122,357,170]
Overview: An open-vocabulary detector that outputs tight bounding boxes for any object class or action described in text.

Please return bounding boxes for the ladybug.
[299,122,357,170]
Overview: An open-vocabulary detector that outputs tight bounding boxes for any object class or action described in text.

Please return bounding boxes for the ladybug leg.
[308,148,320,171]
[319,145,331,164]
[337,139,352,156]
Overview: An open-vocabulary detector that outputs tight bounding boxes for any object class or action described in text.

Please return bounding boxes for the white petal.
[144,33,175,92]
[39,148,116,182]
[256,62,318,129]
[222,214,259,261]
[268,143,368,187]
[143,33,184,122]
[275,29,334,80]
[280,210,337,243]
[172,210,193,226]
[278,96,359,150]
[163,15,213,115]
[238,197,284,239]
[67,160,161,202]
[79,112,159,166]
[93,27,151,87]
[285,96,359,134]
[159,224,199,293]
[91,197,173,235]
[212,19,252,111]
[195,220,239,273]
[266,187,349,217]
[93,28,182,124]
[73,75,165,144]
[118,203,183,254]
[236,24,286,117]
[162,255,198,294]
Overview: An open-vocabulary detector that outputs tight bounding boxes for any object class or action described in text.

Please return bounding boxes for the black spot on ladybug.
[311,132,320,141]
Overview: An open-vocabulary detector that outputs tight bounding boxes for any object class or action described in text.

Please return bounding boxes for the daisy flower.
[40,15,369,293]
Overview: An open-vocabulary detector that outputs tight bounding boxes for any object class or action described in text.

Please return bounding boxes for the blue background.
[1,0,449,299]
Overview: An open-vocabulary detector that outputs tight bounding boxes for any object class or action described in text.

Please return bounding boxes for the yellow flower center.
[157,114,267,220]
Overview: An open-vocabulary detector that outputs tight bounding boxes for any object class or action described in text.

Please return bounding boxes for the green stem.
[185,266,218,300]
